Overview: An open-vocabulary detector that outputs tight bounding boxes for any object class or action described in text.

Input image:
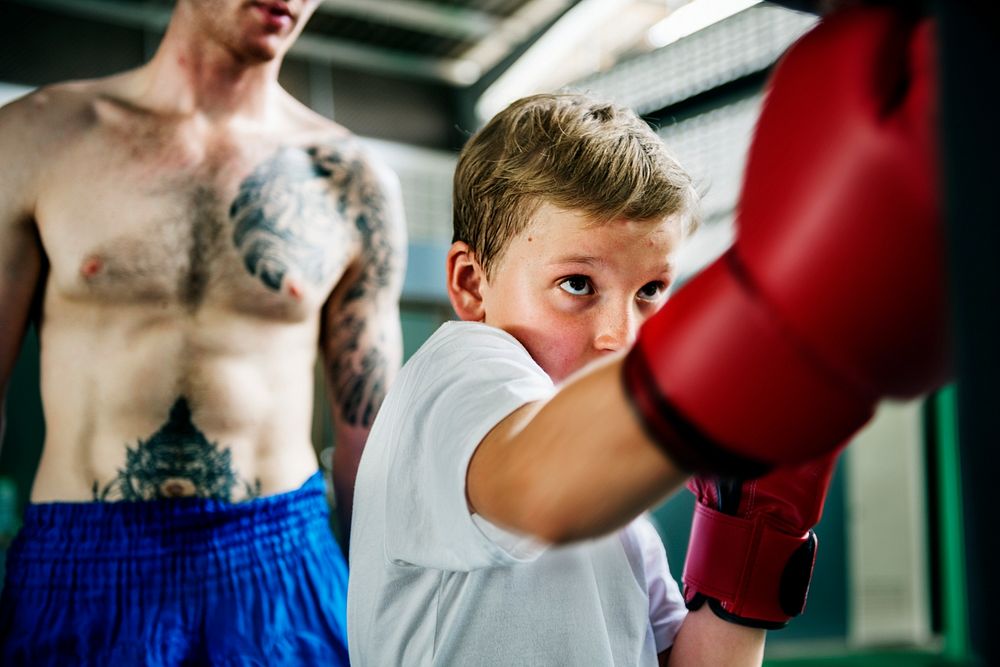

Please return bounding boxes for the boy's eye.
[559,276,593,296]
[637,281,665,301]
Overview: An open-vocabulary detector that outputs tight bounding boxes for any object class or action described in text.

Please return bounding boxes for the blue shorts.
[0,472,349,666]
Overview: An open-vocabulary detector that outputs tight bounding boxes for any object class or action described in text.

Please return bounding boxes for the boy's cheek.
[527,324,596,382]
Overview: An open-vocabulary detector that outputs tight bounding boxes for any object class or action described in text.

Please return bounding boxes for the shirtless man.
[0,0,405,663]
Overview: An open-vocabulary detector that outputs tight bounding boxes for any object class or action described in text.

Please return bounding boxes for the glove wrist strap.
[682,503,818,625]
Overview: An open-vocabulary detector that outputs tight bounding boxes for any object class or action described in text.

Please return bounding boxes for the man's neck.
[136,15,284,122]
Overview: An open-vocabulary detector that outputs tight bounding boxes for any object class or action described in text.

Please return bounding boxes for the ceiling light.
[647,0,762,48]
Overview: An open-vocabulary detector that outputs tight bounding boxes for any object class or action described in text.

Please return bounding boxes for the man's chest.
[36,126,365,319]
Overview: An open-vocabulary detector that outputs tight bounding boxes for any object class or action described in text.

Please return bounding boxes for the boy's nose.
[594,306,639,353]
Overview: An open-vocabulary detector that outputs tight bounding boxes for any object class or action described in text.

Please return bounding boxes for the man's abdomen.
[32,304,321,503]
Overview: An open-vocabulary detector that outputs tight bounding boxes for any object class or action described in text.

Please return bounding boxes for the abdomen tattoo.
[92,397,261,502]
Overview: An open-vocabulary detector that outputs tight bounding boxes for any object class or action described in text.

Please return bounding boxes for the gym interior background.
[0,1,991,665]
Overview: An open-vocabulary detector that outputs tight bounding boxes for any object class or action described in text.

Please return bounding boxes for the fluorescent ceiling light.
[647,0,762,48]
[476,0,631,124]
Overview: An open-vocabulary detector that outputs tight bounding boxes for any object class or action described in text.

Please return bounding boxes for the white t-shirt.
[347,321,687,666]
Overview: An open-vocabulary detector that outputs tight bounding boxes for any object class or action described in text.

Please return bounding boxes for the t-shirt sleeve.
[625,514,688,652]
[383,323,554,572]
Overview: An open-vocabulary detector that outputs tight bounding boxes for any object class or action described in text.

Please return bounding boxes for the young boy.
[347,93,765,665]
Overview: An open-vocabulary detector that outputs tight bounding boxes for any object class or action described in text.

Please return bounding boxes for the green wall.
[0,326,44,535]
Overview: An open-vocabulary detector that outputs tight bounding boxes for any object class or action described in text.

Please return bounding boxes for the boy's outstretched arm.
[467,355,686,543]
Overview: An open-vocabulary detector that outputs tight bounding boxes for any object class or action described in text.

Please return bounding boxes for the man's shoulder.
[278,90,344,134]
[277,92,397,186]
[0,79,108,145]
[277,91,359,154]
[0,80,113,195]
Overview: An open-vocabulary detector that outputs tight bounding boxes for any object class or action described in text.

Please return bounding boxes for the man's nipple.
[286,277,304,301]
[80,255,104,279]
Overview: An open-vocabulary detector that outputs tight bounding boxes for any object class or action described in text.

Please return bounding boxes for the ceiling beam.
[318,0,499,41]
[294,34,482,85]
[12,0,172,30]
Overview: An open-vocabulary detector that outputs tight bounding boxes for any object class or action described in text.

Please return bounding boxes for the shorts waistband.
[6,472,333,589]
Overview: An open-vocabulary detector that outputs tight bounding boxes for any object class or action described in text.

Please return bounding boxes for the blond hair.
[453,93,698,278]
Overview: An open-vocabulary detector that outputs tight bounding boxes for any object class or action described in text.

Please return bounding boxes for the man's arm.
[0,95,46,451]
[321,148,406,539]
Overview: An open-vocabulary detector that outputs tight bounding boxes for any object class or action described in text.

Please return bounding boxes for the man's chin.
[234,28,293,63]
[240,39,283,64]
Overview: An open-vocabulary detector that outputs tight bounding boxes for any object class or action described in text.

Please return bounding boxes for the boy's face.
[479,204,680,383]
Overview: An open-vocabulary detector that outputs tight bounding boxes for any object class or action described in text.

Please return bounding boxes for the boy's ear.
[446,241,486,322]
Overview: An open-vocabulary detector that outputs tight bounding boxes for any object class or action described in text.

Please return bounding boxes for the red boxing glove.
[623,7,949,474]
[682,449,841,628]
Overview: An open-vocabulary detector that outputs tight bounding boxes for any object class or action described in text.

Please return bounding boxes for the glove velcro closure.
[682,503,818,627]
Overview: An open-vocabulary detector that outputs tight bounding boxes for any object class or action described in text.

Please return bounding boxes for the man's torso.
[21,76,368,502]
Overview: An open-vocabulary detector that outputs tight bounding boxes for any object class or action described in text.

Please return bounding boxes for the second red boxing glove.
[682,449,841,628]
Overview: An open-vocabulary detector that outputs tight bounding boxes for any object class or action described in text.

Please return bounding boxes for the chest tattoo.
[229,143,356,292]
